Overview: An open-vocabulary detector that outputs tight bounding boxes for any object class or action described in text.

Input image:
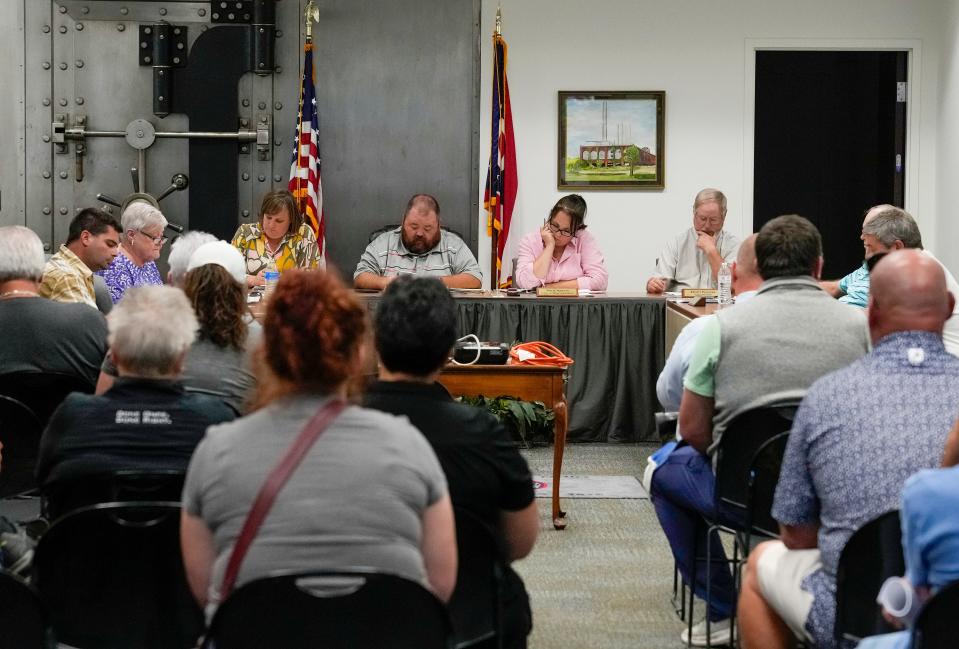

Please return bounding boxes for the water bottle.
[263,259,280,300]
[717,261,732,308]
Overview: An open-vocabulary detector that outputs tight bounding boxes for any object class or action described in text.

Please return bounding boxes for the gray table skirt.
[453,297,666,443]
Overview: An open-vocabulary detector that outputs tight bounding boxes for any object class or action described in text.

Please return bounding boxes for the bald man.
[738,250,959,649]
[656,235,762,413]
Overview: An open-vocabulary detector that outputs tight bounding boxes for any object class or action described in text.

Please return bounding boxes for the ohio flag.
[483,32,518,288]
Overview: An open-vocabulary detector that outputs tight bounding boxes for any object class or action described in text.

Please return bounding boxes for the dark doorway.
[753,50,907,278]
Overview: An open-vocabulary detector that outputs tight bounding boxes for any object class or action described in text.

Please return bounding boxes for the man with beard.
[646,188,741,293]
[354,193,483,289]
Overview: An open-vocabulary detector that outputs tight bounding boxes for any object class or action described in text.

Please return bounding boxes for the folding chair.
[41,469,186,521]
[0,569,49,649]
[0,395,44,497]
[449,507,505,649]
[33,502,203,649]
[912,579,959,649]
[203,569,453,649]
[0,371,95,427]
[834,510,905,644]
[690,403,798,647]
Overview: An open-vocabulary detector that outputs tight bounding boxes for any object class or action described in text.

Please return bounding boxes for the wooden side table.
[438,363,570,530]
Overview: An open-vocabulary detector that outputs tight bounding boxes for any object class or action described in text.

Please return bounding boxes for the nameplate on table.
[536,287,579,297]
[681,288,718,298]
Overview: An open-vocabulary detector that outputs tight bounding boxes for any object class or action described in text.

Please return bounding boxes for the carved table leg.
[551,399,568,530]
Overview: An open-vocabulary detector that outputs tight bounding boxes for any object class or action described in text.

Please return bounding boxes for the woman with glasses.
[231,190,321,288]
[96,201,168,303]
[514,194,608,291]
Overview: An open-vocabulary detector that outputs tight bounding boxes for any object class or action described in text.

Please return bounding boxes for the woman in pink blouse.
[514,194,609,291]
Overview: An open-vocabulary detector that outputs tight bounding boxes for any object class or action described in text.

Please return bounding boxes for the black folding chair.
[0,371,95,427]
[0,395,44,497]
[41,469,186,521]
[744,431,791,544]
[203,569,453,649]
[449,507,505,649]
[913,580,959,649]
[834,510,905,644]
[0,570,49,649]
[691,403,798,647]
[33,502,203,649]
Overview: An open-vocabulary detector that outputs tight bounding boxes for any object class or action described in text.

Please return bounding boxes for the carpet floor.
[518,443,693,649]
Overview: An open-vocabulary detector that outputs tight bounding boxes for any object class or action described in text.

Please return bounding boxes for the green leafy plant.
[458,395,555,448]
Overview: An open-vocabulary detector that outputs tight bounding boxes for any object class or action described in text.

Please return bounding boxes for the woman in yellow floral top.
[230,190,321,287]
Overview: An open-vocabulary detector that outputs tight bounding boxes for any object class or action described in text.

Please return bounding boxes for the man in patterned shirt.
[353,193,482,290]
[40,208,121,308]
[739,249,959,649]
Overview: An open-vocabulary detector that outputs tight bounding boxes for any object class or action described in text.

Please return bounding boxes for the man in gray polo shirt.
[650,215,870,646]
[354,193,483,290]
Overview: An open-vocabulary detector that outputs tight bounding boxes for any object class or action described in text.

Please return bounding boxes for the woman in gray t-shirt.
[179,269,456,615]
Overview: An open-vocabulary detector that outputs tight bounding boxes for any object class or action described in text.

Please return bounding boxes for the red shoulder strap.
[219,398,347,599]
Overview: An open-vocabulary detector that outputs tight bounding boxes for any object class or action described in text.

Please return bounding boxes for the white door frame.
[741,38,922,237]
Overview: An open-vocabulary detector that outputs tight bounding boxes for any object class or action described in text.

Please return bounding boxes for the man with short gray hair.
[822,207,959,355]
[36,285,235,488]
[646,188,741,293]
[0,225,107,386]
[821,204,912,307]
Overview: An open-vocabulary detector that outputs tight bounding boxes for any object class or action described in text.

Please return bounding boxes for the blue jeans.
[650,444,738,620]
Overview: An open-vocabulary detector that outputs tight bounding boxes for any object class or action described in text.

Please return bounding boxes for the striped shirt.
[39,245,97,309]
[353,228,482,281]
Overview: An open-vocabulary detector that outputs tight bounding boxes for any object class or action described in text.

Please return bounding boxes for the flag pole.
[488,6,503,290]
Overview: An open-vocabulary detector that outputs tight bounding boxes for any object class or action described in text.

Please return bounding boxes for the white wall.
[935,1,959,274]
[476,0,948,291]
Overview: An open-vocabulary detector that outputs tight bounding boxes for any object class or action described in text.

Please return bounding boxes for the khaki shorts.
[756,541,822,643]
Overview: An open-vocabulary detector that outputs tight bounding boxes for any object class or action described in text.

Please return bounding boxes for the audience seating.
[0,371,94,427]
[912,579,959,649]
[0,570,48,649]
[203,570,453,649]
[41,469,186,521]
[0,395,44,497]
[834,510,905,644]
[690,402,798,648]
[33,502,203,649]
[449,506,505,649]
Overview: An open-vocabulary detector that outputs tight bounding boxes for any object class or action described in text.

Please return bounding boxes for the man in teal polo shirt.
[821,204,906,307]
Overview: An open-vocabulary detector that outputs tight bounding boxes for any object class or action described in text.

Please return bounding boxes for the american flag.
[483,32,518,289]
[288,43,325,263]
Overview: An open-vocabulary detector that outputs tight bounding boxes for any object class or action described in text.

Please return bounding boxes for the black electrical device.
[452,341,510,365]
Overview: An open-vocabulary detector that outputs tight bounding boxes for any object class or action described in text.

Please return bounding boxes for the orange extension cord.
[508,342,574,367]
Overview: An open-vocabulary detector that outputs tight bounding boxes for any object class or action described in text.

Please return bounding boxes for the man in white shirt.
[647,188,741,293]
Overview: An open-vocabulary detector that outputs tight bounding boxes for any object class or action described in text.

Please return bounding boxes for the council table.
[252,290,667,442]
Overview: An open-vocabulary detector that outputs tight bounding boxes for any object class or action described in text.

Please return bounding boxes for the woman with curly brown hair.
[180,268,457,617]
[95,241,260,414]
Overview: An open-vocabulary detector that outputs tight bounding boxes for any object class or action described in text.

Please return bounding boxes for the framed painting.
[558,91,665,190]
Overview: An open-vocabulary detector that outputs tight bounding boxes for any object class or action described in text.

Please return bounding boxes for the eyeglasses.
[137,229,168,246]
[547,221,574,237]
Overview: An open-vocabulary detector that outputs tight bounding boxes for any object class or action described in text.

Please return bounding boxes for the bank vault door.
[19,1,301,254]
